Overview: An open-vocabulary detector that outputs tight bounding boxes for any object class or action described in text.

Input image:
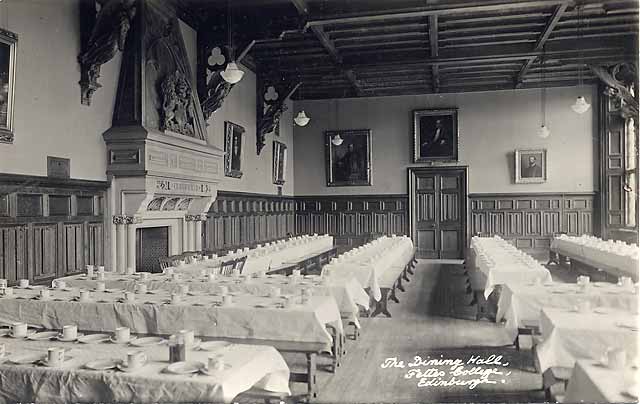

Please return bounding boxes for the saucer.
[78,333,111,344]
[109,336,138,344]
[85,358,120,370]
[198,341,230,352]
[593,308,609,314]
[202,363,232,375]
[7,352,46,365]
[27,331,59,341]
[130,336,166,347]
[165,360,205,374]
[39,356,73,367]
[56,333,84,342]
[116,362,146,373]
[8,332,37,339]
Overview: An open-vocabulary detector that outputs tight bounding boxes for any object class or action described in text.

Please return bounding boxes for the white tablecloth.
[551,235,639,280]
[497,282,639,338]
[535,307,639,372]
[0,335,290,404]
[56,273,368,328]
[323,236,414,301]
[0,288,342,351]
[564,360,639,403]
[470,237,553,298]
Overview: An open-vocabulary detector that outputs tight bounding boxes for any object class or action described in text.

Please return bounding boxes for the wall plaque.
[47,156,70,178]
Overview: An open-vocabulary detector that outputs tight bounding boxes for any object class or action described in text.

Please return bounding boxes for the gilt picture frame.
[273,140,287,185]
[224,121,245,178]
[325,129,372,187]
[0,28,17,144]
[413,109,458,163]
[515,148,547,184]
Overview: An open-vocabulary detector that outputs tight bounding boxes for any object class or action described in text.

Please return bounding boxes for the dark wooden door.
[136,227,169,273]
[409,167,467,259]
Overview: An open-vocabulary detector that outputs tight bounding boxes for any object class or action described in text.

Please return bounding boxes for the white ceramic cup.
[0,279,8,289]
[97,266,105,273]
[62,325,78,340]
[96,272,105,281]
[207,274,216,283]
[11,322,27,338]
[179,329,195,346]
[18,279,29,288]
[608,348,627,370]
[96,282,106,292]
[127,351,147,369]
[223,295,233,306]
[115,327,130,342]
[124,291,135,302]
[39,289,50,300]
[56,280,66,290]
[136,283,148,294]
[86,265,94,277]
[47,347,64,367]
[219,286,229,295]
[172,273,181,282]
[208,355,225,371]
[2,287,13,296]
[171,293,181,304]
[165,267,175,275]
[79,290,90,302]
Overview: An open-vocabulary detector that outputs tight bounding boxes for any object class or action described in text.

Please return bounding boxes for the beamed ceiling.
[177,0,639,100]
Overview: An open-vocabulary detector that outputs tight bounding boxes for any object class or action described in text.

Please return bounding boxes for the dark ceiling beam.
[289,0,362,96]
[305,0,569,28]
[429,15,440,92]
[440,11,550,25]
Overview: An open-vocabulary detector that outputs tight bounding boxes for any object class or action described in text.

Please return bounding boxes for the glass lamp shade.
[220,62,244,84]
[294,110,310,127]
[331,134,344,146]
[571,96,591,114]
[538,124,551,139]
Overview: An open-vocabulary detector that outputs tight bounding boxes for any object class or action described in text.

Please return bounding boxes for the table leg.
[407,260,415,275]
[397,276,405,292]
[402,267,410,282]
[307,353,317,399]
[370,288,392,317]
[389,286,400,303]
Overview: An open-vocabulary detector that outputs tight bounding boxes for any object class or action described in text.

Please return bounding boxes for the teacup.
[222,295,233,306]
[2,287,13,296]
[86,265,94,278]
[18,279,29,288]
[0,279,7,289]
[124,291,135,302]
[208,355,225,371]
[293,270,301,277]
[47,347,65,367]
[55,280,66,290]
[96,272,105,281]
[179,329,195,346]
[219,286,229,295]
[62,325,78,340]
[96,282,106,292]
[114,327,130,343]
[11,322,27,338]
[136,283,148,294]
[127,351,147,369]
[171,293,181,304]
[79,290,91,302]
[178,260,186,268]
[207,274,216,283]
[97,266,105,273]
[39,289,51,300]
[165,267,175,275]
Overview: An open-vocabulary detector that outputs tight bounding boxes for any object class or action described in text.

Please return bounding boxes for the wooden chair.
[220,259,236,276]
[234,256,248,274]
[158,257,173,272]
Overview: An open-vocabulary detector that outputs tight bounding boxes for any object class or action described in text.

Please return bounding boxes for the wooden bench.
[370,250,417,318]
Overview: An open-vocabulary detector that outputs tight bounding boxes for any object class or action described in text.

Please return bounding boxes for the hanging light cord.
[227,1,233,61]
[576,4,583,87]
[541,51,546,126]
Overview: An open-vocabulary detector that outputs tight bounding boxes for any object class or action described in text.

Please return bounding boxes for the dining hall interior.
[0,0,638,402]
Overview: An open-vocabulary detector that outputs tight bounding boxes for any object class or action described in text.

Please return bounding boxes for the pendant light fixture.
[220,1,244,84]
[538,48,551,138]
[571,3,591,114]
[330,99,343,145]
[294,82,311,127]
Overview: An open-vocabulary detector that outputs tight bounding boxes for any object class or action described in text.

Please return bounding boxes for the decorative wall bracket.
[78,0,137,106]
[591,63,639,118]
[256,76,300,155]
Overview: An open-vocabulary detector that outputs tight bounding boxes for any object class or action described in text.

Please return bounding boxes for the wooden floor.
[285,261,546,403]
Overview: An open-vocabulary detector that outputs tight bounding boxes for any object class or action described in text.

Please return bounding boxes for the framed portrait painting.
[325,129,372,187]
[413,109,458,162]
[0,28,17,144]
[272,141,287,185]
[515,148,547,184]
[224,121,244,178]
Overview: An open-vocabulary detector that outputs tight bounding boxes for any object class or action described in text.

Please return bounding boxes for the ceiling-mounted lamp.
[538,48,551,138]
[294,110,310,127]
[220,1,244,85]
[331,133,344,146]
[571,3,591,114]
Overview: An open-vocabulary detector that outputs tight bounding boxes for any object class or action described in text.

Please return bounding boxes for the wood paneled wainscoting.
[469,193,595,252]
[0,174,108,286]
[203,191,296,252]
[294,194,408,248]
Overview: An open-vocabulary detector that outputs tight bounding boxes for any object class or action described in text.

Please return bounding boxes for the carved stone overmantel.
[78,0,137,106]
[256,76,300,155]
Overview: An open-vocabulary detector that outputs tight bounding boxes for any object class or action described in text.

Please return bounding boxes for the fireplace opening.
[136,227,169,273]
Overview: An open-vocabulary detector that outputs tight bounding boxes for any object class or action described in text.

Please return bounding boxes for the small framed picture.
[413,109,458,162]
[0,28,17,144]
[224,121,244,178]
[515,148,547,184]
[325,129,372,187]
[273,140,287,185]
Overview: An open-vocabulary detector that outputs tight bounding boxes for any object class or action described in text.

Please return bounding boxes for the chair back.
[158,257,173,271]
[234,256,248,274]
[220,259,236,276]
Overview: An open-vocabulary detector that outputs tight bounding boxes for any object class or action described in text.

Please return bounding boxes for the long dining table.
[54,272,369,329]
[0,334,290,404]
[563,359,639,403]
